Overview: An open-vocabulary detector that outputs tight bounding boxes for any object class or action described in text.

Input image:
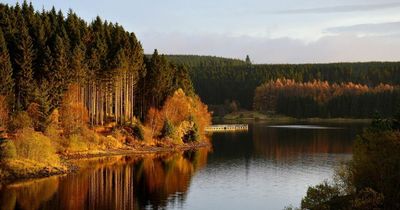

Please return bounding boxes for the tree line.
[254,79,400,118]
[0,1,194,132]
[167,55,400,111]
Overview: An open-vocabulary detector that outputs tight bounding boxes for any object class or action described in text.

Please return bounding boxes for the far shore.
[214,111,372,124]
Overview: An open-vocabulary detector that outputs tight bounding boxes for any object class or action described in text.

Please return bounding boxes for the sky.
[3,0,400,64]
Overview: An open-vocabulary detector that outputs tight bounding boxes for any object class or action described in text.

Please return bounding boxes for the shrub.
[145,89,211,140]
[301,182,351,210]
[352,188,384,210]
[130,123,144,141]
[352,130,400,208]
[0,140,17,160]
[67,134,88,152]
[13,128,60,166]
[9,112,33,131]
[160,119,175,139]
[182,122,200,143]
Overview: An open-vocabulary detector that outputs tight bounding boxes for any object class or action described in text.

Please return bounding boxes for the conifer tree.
[0,29,14,102]
[49,35,69,107]
[14,19,35,110]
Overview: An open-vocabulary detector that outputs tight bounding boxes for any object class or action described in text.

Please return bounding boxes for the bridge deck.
[205,124,248,132]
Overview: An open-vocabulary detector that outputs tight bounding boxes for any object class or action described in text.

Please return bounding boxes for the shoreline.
[0,141,210,185]
[215,111,372,124]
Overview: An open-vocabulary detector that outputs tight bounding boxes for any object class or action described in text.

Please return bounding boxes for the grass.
[222,111,295,122]
[2,158,66,179]
[0,114,209,182]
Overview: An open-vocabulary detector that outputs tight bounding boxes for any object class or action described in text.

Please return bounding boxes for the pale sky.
[3,0,400,63]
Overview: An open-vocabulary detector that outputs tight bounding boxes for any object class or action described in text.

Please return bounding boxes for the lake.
[0,123,366,210]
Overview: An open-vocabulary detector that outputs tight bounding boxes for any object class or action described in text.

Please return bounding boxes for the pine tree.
[245,55,251,65]
[50,35,69,107]
[174,65,194,96]
[0,29,14,102]
[14,19,35,110]
[70,43,87,84]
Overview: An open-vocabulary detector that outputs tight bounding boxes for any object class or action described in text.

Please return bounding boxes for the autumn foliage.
[60,84,89,136]
[254,79,399,117]
[145,89,211,142]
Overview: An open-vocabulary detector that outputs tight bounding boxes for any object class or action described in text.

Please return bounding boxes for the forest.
[167,55,400,117]
[0,2,196,127]
[0,2,210,179]
[254,79,400,118]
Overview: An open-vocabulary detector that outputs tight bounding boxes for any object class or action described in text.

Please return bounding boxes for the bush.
[9,112,33,131]
[352,130,400,208]
[301,182,341,210]
[121,122,145,141]
[132,123,145,141]
[182,123,200,143]
[160,119,175,139]
[13,128,60,166]
[0,140,17,160]
[67,134,88,152]
[352,188,383,210]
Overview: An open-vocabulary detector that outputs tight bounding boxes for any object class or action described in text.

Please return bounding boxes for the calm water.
[0,123,365,210]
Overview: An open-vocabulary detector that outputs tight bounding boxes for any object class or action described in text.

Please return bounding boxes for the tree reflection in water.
[0,148,209,210]
[252,124,356,160]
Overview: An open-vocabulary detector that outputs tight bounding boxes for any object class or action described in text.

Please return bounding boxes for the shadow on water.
[0,149,209,210]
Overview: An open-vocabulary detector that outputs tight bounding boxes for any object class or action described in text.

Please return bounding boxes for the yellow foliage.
[13,128,60,166]
[145,89,211,141]
[145,107,163,137]
[60,84,89,136]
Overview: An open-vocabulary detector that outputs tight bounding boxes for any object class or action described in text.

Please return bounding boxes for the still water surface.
[0,123,365,210]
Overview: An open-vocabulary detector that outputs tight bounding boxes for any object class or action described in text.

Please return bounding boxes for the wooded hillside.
[168,55,400,112]
[0,2,193,131]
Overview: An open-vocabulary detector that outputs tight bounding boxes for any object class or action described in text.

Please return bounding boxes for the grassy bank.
[217,111,371,124]
[0,130,210,184]
[0,89,212,184]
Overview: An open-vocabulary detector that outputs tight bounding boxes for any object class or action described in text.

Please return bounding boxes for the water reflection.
[252,124,356,160]
[0,123,366,210]
[0,149,209,210]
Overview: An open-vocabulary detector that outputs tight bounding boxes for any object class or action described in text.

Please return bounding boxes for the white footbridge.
[205,124,248,132]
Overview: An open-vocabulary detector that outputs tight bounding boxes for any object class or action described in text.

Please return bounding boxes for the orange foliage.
[60,84,89,136]
[27,102,41,130]
[0,95,8,129]
[254,79,397,112]
[145,89,211,139]
[146,107,163,137]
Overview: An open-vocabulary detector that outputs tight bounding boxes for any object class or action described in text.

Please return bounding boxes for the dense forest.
[254,79,400,118]
[167,55,400,116]
[0,2,194,131]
